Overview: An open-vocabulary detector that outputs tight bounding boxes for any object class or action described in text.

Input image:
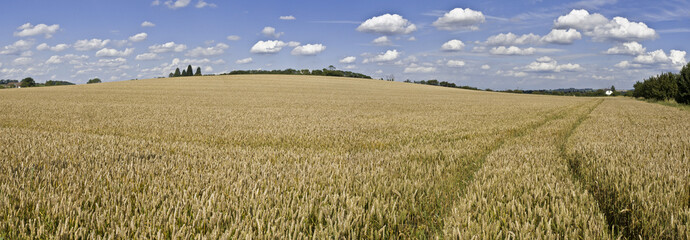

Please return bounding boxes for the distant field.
[0,75,687,238]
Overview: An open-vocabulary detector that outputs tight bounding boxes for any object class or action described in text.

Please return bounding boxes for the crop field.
[0,75,688,239]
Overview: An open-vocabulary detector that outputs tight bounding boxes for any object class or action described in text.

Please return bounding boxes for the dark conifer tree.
[173,68,181,77]
[186,65,193,76]
[195,67,202,76]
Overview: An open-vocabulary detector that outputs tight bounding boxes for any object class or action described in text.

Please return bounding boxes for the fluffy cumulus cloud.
[1,40,34,55]
[165,0,191,9]
[235,57,253,64]
[524,56,583,72]
[541,29,581,44]
[356,14,417,35]
[96,58,127,67]
[633,49,686,65]
[141,21,156,27]
[250,40,287,54]
[45,54,89,64]
[291,44,326,56]
[490,46,536,55]
[74,39,110,51]
[485,33,541,46]
[446,60,466,67]
[262,27,283,38]
[227,35,241,41]
[614,61,641,69]
[287,41,301,47]
[441,39,465,51]
[14,23,60,38]
[404,63,436,73]
[135,53,160,61]
[13,57,33,65]
[340,56,356,64]
[605,41,646,55]
[186,43,229,57]
[36,43,70,52]
[280,15,296,20]
[554,9,656,42]
[149,42,187,53]
[372,36,392,46]
[363,50,401,63]
[195,0,216,8]
[481,64,491,70]
[128,33,148,42]
[553,9,608,32]
[432,8,485,31]
[96,48,135,57]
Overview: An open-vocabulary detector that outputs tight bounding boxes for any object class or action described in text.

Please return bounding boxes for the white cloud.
[195,0,216,8]
[149,42,187,53]
[614,60,642,68]
[340,56,356,64]
[165,0,191,9]
[441,39,465,51]
[287,41,301,47]
[151,0,160,6]
[554,9,656,42]
[372,36,392,46]
[408,36,417,41]
[591,17,656,42]
[128,32,148,42]
[446,60,466,67]
[262,27,283,38]
[363,50,401,63]
[13,57,33,65]
[485,32,541,46]
[291,44,326,56]
[135,53,160,61]
[250,40,287,54]
[605,41,646,55]
[356,14,417,35]
[74,39,110,51]
[141,21,156,27]
[14,23,60,38]
[633,49,686,66]
[554,9,608,32]
[404,63,436,73]
[227,35,241,41]
[96,48,134,57]
[235,57,253,64]
[39,43,69,52]
[481,64,491,70]
[541,28,582,44]
[186,43,229,57]
[204,66,213,72]
[46,54,89,64]
[0,40,34,55]
[489,46,536,55]
[523,57,583,72]
[432,8,485,31]
[496,70,528,77]
[280,15,296,20]
[97,58,127,67]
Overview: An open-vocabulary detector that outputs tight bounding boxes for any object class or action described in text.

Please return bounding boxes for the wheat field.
[0,75,688,239]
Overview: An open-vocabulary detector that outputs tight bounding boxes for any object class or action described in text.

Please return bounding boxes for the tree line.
[169,65,202,77]
[404,79,482,90]
[220,66,372,79]
[0,77,101,89]
[632,62,690,104]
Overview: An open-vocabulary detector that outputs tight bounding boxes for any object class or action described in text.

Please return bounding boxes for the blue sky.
[0,0,688,89]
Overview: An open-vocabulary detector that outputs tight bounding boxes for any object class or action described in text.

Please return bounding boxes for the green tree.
[195,67,202,76]
[186,65,193,76]
[20,77,36,88]
[169,73,174,78]
[87,78,102,84]
[328,65,336,71]
[182,69,187,76]
[173,68,181,77]
[676,62,690,104]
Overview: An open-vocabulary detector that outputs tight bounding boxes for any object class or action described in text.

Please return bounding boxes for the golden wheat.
[0,75,687,238]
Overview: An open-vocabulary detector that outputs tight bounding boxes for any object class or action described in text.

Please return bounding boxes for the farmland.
[0,75,688,239]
